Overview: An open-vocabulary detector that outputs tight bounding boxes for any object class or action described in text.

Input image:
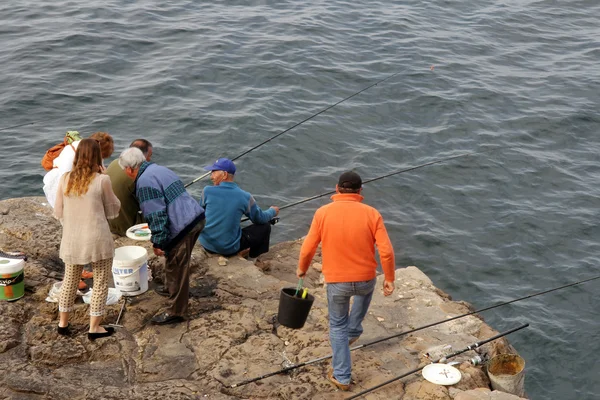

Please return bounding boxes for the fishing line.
[185,69,408,188]
[227,274,599,388]
[346,323,529,399]
[239,146,510,222]
[0,122,36,132]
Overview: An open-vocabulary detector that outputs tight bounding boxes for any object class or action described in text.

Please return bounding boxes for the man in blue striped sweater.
[199,158,279,261]
[119,147,205,325]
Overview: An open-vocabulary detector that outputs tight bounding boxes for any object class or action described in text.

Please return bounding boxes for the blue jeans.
[327,278,376,384]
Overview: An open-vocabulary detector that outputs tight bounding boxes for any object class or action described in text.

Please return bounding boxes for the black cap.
[338,171,362,190]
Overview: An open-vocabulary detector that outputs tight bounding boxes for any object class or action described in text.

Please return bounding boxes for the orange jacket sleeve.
[297,212,322,274]
[374,213,395,282]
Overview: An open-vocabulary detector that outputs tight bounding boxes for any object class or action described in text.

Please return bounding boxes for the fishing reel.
[470,352,489,366]
[270,217,280,225]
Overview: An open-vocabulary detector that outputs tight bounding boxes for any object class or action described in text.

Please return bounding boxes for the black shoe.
[88,327,115,341]
[154,285,170,297]
[57,323,71,336]
[151,312,185,325]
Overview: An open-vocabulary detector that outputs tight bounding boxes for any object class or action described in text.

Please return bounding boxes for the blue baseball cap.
[203,158,236,174]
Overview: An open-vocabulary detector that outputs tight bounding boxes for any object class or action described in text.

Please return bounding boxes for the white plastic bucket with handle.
[112,246,148,296]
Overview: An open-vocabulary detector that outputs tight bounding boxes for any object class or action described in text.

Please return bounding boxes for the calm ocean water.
[1,1,599,398]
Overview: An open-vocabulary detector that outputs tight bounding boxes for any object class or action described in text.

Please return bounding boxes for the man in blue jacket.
[199,158,279,260]
[119,147,205,325]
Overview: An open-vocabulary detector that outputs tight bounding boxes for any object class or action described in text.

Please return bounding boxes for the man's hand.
[296,267,306,279]
[383,280,395,296]
[270,206,280,216]
[153,247,165,257]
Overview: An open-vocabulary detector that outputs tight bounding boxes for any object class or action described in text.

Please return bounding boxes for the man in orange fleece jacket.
[296,171,395,391]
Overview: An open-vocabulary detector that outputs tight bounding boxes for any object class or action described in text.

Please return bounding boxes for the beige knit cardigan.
[54,173,121,265]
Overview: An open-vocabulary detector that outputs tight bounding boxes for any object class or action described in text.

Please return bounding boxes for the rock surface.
[0,197,528,399]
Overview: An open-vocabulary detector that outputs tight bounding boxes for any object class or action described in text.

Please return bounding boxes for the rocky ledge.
[0,197,527,400]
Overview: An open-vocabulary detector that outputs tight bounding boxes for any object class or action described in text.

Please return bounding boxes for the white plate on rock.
[126,224,152,241]
[422,363,462,385]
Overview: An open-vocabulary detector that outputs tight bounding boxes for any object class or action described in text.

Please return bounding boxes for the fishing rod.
[227,274,599,388]
[184,70,409,188]
[0,122,35,132]
[284,147,510,212]
[239,146,509,222]
[346,323,529,399]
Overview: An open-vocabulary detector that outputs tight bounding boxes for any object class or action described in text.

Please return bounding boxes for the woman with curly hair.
[89,131,114,165]
[54,138,121,340]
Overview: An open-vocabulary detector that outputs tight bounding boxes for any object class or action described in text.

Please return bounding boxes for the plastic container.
[487,353,526,397]
[112,246,148,296]
[82,288,123,305]
[0,257,25,301]
[277,287,315,329]
[45,281,85,303]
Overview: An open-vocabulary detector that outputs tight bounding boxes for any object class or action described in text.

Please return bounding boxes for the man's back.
[199,182,252,255]
[136,162,204,249]
[298,193,395,283]
[106,159,142,235]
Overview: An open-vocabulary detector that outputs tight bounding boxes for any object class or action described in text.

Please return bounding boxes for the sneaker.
[327,369,350,391]
[349,336,360,346]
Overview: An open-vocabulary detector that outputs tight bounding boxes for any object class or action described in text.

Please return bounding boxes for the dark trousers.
[240,223,272,258]
[165,219,205,316]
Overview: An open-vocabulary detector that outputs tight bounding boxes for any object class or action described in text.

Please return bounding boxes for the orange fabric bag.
[40,131,81,170]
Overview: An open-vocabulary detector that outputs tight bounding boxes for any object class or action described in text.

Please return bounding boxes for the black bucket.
[277,287,315,329]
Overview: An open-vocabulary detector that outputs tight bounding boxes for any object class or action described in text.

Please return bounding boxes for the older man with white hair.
[119,147,205,325]
[106,139,153,236]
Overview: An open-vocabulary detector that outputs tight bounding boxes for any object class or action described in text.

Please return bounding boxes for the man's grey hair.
[118,147,146,170]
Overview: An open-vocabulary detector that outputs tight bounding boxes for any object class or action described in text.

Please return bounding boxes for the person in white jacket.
[43,132,114,208]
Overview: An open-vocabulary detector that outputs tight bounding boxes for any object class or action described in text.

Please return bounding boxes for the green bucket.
[0,258,25,301]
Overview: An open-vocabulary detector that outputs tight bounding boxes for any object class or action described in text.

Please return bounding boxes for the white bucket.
[112,246,148,296]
